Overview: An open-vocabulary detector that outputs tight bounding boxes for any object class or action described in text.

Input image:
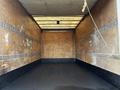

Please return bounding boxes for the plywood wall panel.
[75,0,120,75]
[0,0,41,75]
[42,32,75,58]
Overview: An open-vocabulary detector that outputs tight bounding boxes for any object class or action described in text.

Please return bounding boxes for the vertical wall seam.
[117,0,120,54]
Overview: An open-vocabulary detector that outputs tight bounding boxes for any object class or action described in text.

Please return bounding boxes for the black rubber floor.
[1,63,118,90]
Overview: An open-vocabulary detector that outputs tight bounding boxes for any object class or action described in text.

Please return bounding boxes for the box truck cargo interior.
[0,0,120,90]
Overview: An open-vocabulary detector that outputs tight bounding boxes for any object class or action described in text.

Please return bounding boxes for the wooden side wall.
[75,0,120,75]
[0,0,41,75]
[41,31,75,58]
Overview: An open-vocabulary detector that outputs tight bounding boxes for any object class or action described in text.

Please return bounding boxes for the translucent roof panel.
[33,16,83,30]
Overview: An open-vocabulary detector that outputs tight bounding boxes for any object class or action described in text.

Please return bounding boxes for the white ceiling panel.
[19,0,97,16]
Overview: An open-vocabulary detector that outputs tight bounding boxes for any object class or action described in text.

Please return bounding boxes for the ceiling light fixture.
[33,16,83,29]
